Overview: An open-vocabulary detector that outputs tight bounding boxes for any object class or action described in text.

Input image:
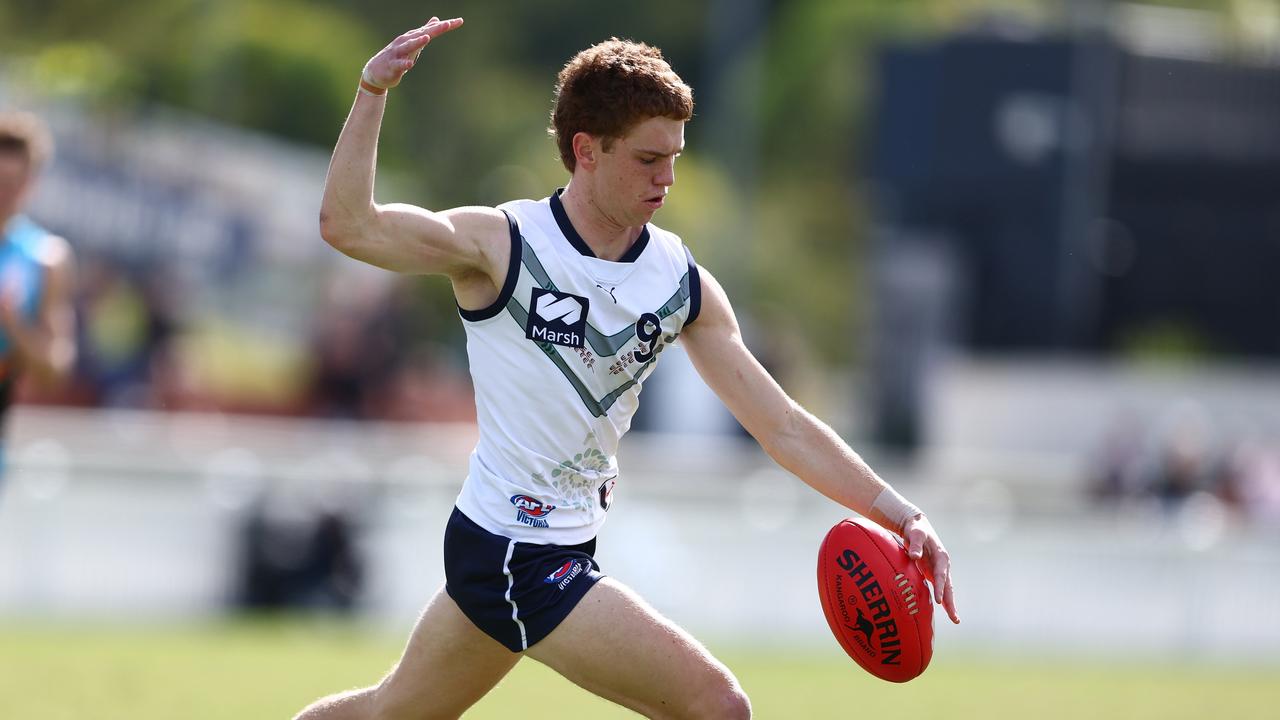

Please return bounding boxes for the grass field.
[1,618,1276,719]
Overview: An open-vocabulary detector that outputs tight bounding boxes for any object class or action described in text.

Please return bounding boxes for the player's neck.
[558,183,643,262]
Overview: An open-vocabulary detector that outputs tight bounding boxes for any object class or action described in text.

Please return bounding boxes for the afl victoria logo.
[510,495,555,517]
[543,559,584,589]
[526,288,589,349]
[511,494,556,528]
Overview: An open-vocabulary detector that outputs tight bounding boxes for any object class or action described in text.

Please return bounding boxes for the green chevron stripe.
[597,355,659,410]
[519,237,691,358]
[506,296,666,418]
[507,297,607,418]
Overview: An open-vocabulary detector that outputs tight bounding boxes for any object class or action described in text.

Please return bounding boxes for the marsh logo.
[526,288,588,349]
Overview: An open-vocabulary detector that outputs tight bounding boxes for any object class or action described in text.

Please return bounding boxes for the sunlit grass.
[0,618,1276,719]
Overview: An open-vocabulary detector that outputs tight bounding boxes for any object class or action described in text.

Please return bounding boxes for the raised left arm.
[681,266,958,623]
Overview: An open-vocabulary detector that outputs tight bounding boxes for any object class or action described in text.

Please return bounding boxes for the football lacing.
[895,572,921,615]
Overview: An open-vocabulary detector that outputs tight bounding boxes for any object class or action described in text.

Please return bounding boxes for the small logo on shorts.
[510,494,556,528]
[543,559,583,590]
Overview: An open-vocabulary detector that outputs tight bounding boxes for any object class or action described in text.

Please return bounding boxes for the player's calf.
[293,686,374,720]
[294,683,464,720]
[368,684,460,720]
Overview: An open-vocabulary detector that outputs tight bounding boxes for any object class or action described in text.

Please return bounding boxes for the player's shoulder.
[495,196,558,246]
[496,196,551,222]
[439,205,514,253]
[638,218,677,247]
[643,221,696,268]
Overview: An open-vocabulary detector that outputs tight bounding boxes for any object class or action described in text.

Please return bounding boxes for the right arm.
[318,16,507,301]
[682,267,959,623]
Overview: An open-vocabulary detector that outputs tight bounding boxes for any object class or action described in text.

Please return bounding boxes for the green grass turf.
[0,618,1276,719]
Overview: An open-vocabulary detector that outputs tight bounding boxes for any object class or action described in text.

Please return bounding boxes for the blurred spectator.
[1088,404,1280,528]
[306,276,403,419]
[370,345,475,423]
[1214,438,1256,511]
[1215,439,1280,524]
[235,494,365,612]
[307,276,474,421]
[308,307,374,418]
[74,255,180,407]
[0,111,78,473]
[1150,422,1210,507]
[1088,412,1146,502]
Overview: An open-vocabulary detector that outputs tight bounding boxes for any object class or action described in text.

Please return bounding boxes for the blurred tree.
[3,0,1253,373]
[2,1,378,145]
[179,1,378,146]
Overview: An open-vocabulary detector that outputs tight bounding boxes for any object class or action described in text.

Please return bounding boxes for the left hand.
[903,513,960,624]
[362,16,464,90]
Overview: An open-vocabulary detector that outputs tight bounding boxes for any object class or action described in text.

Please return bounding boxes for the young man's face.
[0,152,33,225]
[594,116,685,227]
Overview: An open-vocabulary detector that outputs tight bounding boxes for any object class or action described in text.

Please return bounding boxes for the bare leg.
[526,578,751,720]
[294,586,521,720]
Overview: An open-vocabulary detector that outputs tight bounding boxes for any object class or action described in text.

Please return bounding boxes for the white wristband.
[870,486,922,536]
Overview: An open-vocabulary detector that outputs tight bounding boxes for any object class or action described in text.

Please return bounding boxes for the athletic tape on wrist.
[359,68,388,96]
[870,486,922,535]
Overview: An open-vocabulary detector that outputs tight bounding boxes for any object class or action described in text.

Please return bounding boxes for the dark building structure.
[868,31,1280,448]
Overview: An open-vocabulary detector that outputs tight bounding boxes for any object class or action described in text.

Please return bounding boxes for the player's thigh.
[372,586,521,720]
[525,577,750,720]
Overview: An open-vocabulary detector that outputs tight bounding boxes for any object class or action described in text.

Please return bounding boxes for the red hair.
[550,39,693,171]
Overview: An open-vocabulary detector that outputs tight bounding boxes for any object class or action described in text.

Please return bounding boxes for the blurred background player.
[297,16,958,720]
[0,112,77,478]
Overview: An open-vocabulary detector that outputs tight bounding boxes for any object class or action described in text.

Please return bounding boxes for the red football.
[817,517,934,682]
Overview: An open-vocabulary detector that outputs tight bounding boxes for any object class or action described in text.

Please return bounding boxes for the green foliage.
[0,0,1254,366]
[184,2,376,145]
[26,41,135,101]
[3,1,377,143]
[751,179,869,361]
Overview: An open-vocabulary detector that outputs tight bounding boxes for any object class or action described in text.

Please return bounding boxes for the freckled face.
[594,116,684,227]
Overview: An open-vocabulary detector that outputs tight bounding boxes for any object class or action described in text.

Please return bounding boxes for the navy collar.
[550,188,650,263]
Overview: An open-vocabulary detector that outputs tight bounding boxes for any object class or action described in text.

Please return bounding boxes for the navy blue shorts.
[443,507,604,652]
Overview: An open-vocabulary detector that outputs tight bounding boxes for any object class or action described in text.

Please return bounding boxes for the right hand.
[902,513,960,625]
[363,16,464,90]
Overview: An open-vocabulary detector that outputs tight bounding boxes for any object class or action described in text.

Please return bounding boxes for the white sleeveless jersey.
[454,190,701,545]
